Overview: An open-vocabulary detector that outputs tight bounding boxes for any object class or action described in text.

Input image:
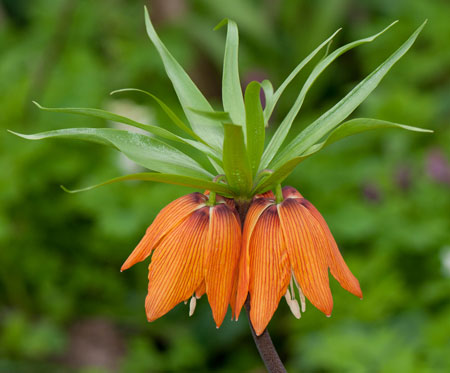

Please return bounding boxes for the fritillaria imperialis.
[11,7,431,371]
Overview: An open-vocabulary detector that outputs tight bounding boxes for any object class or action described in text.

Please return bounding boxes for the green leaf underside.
[109,89,223,165]
[10,128,212,179]
[254,117,431,193]
[218,19,246,126]
[33,101,183,144]
[244,81,265,176]
[61,172,233,197]
[260,21,398,169]
[144,7,223,150]
[271,20,427,170]
[222,123,253,194]
[263,28,342,123]
[187,108,232,122]
[110,88,205,144]
[260,80,274,126]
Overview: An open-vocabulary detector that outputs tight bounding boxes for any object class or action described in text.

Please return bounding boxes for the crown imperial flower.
[122,192,241,327]
[235,186,362,335]
[11,6,430,370]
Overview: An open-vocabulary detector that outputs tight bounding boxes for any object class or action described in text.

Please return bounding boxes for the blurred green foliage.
[1,0,449,371]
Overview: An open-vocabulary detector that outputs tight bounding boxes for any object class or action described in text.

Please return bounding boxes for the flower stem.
[235,200,287,373]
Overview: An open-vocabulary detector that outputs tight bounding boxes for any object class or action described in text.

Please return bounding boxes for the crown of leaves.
[10,8,431,200]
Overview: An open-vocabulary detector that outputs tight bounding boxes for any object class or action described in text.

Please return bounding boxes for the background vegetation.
[1,0,449,371]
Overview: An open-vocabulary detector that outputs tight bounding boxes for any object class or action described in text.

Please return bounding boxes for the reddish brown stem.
[236,200,287,373]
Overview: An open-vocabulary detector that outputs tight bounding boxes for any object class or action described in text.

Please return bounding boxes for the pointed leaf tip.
[214,18,228,31]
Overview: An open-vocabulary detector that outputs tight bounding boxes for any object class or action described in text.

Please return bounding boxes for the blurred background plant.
[0,0,449,371]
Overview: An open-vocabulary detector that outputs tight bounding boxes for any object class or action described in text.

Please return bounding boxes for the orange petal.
[282,185,303,199]
[121,192,206,271]
[205,204,242,327]
[255,190,275,199]
[300,199,362,298]
[145,207,209,321]
[235,198,273,319]
[195,281,206,299]
[248,205,290,336]
[278,198,333,316]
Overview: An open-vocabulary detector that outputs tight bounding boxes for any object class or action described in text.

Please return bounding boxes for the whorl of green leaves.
[9,7,431,199]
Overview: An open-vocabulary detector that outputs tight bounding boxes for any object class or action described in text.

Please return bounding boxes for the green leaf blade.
[62,172,233,196]
[263,28,342,123]
[219,19,245,126]
[255,117,432,193]
[260,21,398,169]
[10,128,213,179]
[244,81,265,176]
[33,101,183,144]
[110,88,205,144]
[222,123,253,195]
[272,20,427,170]
[144,7,223,149]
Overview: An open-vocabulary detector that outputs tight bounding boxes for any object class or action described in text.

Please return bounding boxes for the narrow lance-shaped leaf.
[188,108,232,122]
[222,123,253,195]
[263,28,341,122]
[309,117,433,153]
[215,19,246,126]
[61,172,233,197]
[254,117,432,193]
[33,100,223,167]
[110,88,206,144]
[272,21,427,170]
[260,21,398,169]
[33,101,184,144]
[109,89,223,166]
[144,7,223,149]
[244,81,265,176]
[9,128,213,179]
[260,79,273,126]
[253,157,304,195]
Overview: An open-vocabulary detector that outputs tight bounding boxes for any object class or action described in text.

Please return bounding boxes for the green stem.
[235,201,287,373]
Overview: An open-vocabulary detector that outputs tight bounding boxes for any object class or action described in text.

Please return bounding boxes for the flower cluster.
[13,8,428,339]
[122,186,362,335]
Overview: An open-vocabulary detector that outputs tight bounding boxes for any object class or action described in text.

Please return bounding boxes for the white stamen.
[293,274,306,313]
[289,277,296,300]
[284,289,292,302]
[299,287,306,313]
[288,299,301,319]
[189,296,197,317]
[184,300,188,305]
[285,290,301,319]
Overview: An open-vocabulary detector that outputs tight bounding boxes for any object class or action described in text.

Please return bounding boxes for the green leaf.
[302,118,433,156]
[272,20,427,170]
[253,157,305,194]
[187,108,232,122]
[222,123,253,194]
[33,101,183,144]
[254,117,432,193]
[263,28,341,122]
[244,81,265,175]
[10,128,213,179]
[260,80,273,126]
[110,88,205,144]
[260,21,398,169]
[61,172,233,196]
[144,7,223,149]
[33,100,223,165]
[216,19,246,125]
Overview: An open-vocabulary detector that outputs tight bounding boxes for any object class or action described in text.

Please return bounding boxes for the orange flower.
[121,192,241,327]
[236,186,362,335]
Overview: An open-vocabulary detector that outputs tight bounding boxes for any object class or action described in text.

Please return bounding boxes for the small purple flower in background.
[426,148,450,185]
